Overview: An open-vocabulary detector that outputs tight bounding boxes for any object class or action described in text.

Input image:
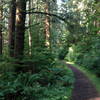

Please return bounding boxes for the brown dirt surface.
[66,63,100,100]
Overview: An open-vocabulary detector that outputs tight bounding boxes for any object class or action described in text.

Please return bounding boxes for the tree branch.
[26,11,66,22]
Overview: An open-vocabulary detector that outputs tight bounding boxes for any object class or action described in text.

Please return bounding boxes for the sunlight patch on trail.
[66,61,74,64]
[89,97,100,100]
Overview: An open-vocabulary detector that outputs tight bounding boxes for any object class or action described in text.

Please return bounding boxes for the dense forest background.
[0,0,100,99]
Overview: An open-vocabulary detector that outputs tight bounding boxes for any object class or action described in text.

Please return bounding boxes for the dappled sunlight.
[66,61,74,64]
[89,97,100,100]
[16,8,21,22]
[69,47,74,52]
[78,2,84,10]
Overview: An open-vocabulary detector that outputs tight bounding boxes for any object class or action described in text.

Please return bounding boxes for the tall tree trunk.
[28,0,32,56]
[0,0,3,55]
[8,0,16,57]
[14,0,26,59]
[44,1,50,47]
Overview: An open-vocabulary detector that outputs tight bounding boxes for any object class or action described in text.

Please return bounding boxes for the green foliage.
[31,47,54,66]
[0,62,15,73]
[23,47,55,72]
[0,64,74,100]
[67,35,100,76]
[1,0,99,99]
[0,56,17,73]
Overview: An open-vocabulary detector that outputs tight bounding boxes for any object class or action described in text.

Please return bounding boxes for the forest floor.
[66,63,100,100]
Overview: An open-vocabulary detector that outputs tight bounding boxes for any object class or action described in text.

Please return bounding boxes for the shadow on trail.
[66,63,100,100]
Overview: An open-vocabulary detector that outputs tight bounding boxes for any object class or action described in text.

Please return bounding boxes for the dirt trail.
[66,63,100,100]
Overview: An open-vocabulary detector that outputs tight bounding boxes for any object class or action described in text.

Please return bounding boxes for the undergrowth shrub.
[22,47,55,72]
[0,62,74,100]
[0,47,74,100]
[0,47,54,73]
[0,56,18,73]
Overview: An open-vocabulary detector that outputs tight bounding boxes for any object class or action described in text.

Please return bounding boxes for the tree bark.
[44,1,50,46]
[28,0,32,56]
[14,0,26,59]
[8,0,16,57]
[0,1,3,55]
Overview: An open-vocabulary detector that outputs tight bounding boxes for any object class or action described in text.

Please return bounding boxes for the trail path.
[66,63,100,100]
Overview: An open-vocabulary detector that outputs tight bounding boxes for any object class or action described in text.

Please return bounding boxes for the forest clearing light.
[73,1,76,4]
[69,47,73,52]
[57,0,62,6]
[78,2,84,10]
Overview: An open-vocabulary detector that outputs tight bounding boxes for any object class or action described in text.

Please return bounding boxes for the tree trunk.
[44,1,50,47]
[0,1,3,55]
[14,0,26,59]
[8,0,16,57]
[28,0,32,56]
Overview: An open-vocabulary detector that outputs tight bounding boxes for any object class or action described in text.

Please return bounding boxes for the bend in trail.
[66,63,100,100]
